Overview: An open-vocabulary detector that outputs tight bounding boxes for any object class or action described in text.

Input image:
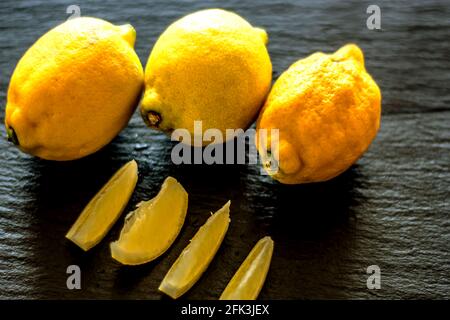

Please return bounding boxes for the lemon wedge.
[65,160,138,251]
[110,177,188,265]
[159,201,231,299]
[220,236,274,300]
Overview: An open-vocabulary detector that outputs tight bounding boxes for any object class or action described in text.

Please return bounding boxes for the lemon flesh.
[110,177,188,265]
[66,160,138,251]
[220,236,274,300]
[159,201,231,299]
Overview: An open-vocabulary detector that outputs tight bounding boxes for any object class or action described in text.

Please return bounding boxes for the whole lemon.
[140,9,272,145]
[5,17,144,160]
[256,44,381,184]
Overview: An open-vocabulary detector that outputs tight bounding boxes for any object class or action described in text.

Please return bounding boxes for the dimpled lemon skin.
[140,9,272,145]
[5,17,144,161]
[256,44,381,184]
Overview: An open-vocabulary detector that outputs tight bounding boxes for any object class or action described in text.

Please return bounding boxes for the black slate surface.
[0,0,449,299]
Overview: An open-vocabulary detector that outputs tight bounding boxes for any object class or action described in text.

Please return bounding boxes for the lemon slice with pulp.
[110,176,188,265]
[220,236,274,300]
[159,201,231,299]
[66,160,138,251]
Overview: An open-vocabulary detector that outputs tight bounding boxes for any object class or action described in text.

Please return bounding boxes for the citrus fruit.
[110,177,188,265]
[5,17,144,160]
[140,9,272,145]
[66,160,138,251]
[220,236,274,300]
[256,44,381,184]
[159,201,230,299]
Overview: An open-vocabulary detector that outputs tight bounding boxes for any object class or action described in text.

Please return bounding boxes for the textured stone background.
[0,0,449,299]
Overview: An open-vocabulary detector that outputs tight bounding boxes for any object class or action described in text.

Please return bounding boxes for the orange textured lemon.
[5,17,144,160]
[140,9,272,145]
[256,44,381,184]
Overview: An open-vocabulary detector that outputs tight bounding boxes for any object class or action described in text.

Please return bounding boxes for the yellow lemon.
[5,17,144,160]
[256,44,381,184]
[140,9,272,145]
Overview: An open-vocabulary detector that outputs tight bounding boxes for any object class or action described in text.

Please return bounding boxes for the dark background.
[0,0,449,299]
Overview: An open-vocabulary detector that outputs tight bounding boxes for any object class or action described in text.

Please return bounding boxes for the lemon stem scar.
[141,110,174,134]
[6,126,19,145]
[264,150,272,169]
[263,149,281,176]
[142,109,162,128]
